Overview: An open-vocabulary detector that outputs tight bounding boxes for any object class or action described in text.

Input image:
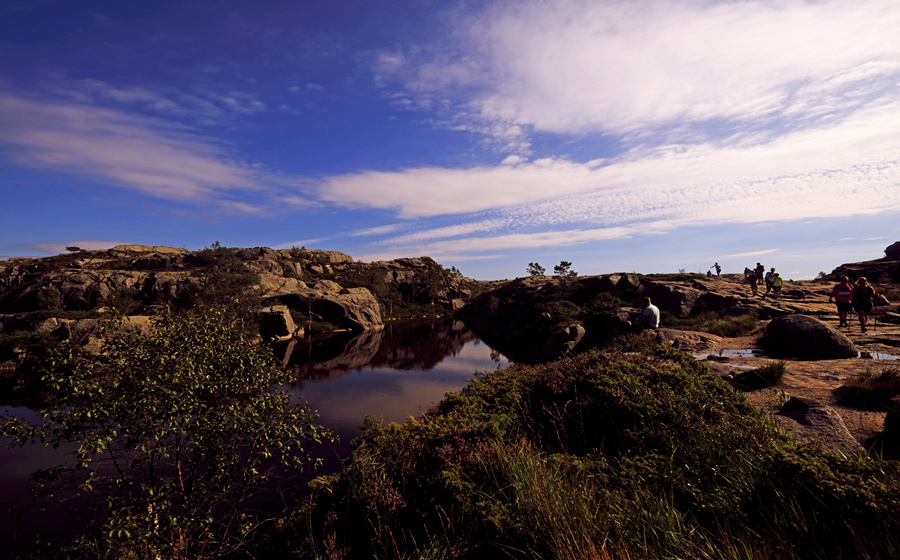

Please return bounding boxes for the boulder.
[272,286,383,331]
[640,282,703,316]
[535,324,585,362]
[775,397,863,457]
[764,314,857,359]
[885,241,900,260]
[257,305,300,341]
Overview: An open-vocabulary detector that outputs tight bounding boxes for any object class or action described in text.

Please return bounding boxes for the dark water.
[0,318,511,556]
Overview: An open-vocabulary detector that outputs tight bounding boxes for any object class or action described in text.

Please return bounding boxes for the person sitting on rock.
[852,277,876,332]
[634,297,660,330]
[828,275,854,328]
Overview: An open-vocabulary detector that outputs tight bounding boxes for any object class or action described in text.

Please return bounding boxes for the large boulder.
[640,282,703,316]
[775,397,863,457]
[271,285,383,331]
[764,314,857,359]
[534,324,585,362]
[885,241,900,260]
[257,305,300,341]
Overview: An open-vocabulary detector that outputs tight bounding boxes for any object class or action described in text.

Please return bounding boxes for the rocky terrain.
[3,241,900,455]
[456,242,900,456]
[0,244,479,397]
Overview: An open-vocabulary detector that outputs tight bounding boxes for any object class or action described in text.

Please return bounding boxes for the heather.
[281,338,900,560]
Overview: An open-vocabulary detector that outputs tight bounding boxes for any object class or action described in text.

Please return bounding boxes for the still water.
[0,318,511,556]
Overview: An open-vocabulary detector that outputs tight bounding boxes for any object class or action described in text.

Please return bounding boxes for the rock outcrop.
[775,397,863,457]
[831,241,900,283]
[764,315,857,359]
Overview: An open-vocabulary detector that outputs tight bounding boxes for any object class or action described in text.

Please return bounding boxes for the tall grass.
[835,365,900,409]
[279,345,900,560]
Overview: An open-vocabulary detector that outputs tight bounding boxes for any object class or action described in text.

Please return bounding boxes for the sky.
[1,0,899,280]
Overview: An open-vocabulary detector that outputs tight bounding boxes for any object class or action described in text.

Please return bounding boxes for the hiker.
[828,276,854,328]
[747,270,759,297]
[772,273,783,298]
[852,277,877,332]
[755,262,765,281]
[764,267,775,296]
[634,297,660,330]
[713,262,721,276]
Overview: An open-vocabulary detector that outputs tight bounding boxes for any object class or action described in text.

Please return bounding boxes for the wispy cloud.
[70,79,266,124]
[379,0,900,146]
[721,248,780,259]
[319,97,900,231]
[0,92,309,212]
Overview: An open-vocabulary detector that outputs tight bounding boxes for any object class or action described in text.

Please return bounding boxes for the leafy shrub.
[1,307,331,560]
[287,344,900,560]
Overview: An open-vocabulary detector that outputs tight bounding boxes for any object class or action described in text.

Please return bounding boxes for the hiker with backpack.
[852,277,877,332]
[772,273,783,298]
[828,276,854,328]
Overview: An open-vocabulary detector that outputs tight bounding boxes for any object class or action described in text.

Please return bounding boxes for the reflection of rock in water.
[274,318,480,380]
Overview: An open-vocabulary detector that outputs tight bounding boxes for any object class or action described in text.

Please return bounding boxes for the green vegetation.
[282,340,900,559]
[1,306,331,560]
[665,310,762,337]
[173,241,263,332]
[835,365,900,410]
[526,262,545,276]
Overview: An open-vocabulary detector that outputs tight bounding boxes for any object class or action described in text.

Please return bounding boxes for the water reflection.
[273,318,496,380]
[279,318,511,431]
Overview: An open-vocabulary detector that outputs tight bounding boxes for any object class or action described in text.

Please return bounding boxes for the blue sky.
[1,0,899,280]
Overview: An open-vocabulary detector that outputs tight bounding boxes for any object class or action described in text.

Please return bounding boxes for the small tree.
[554,261,578,297]
[1,306,331,559]
[526,262,546,276]
[65,246,83,252]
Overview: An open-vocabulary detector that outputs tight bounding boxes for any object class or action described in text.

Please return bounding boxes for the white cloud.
[379,0,900,147]
[318,95,900,231]
[721,248,781,259]
[0,92,307,210]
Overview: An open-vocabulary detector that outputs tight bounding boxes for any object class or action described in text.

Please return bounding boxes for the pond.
[0,318,511,558]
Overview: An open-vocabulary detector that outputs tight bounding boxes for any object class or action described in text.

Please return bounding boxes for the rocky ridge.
[0,244,479,390]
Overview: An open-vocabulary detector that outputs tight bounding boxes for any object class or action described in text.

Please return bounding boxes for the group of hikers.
[829,275,878,332]
[740,262,783,298]
[639,264,881,334]
[710,262,783,298]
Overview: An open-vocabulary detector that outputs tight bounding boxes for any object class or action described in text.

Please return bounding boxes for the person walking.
[829,276,854,328]
[852,277,877,332]
[713,262,721,276]
[748,271,760,297]
[772,273,783,298]
[764,267,775,296]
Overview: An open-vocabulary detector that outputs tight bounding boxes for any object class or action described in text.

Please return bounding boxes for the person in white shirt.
[635,297,660,330]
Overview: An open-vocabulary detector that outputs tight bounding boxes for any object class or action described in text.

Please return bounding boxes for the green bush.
[1,307,331,560]
[286,344,900,560]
